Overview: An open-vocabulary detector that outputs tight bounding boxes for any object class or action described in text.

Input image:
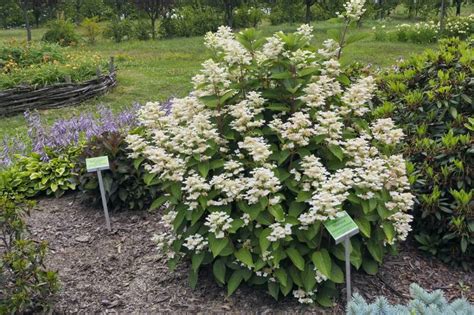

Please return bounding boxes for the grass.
[0,18,440,142]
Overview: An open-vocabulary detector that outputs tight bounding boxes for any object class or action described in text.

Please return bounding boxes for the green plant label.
[323,211,359,244]
[86,156,110,172]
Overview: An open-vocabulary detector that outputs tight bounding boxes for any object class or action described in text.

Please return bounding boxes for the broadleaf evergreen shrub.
[127,22,415,304]
[375,38,473,268]
[347,283,474,315]
[0,196,59,313]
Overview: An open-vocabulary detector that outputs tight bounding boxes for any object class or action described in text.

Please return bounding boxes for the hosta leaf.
[362,258,378,275]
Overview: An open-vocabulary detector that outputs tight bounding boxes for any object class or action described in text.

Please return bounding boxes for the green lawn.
[0,20,436,142]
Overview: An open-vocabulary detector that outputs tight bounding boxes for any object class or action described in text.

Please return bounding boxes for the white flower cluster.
[151,211,178,261]
[340,76,376,116]
[238,136,272,163]
[204,211,234,239]
[318,39,340,59]
[299,75,342,109]
[229,92,266,132]
[269,112,314,149]
[267,222,292,242]
[293,289,317,304]
[184,234,208,252]
[245,167,281,204]
[182,172,211,210]
[338,0,366,20]
[371,118,404,146]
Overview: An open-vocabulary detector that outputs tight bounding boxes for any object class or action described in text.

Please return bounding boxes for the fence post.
[109,56,115,74]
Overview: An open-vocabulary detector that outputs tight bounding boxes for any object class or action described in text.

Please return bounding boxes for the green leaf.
[354,217,371,238]
[133,157,144,170]
[192,252,205,272]
[198,161,210,178]
[280,275,293,296]
[288,265,303,287]
[268,204,285,221]
[377,204,391,219]
[311,249,332,278]
[296,190,312,202]
[362,258,378,275]
[286,248,305,271]
[274,268,288,287]
[209,235,230,257]
[149,196,167,211]
[259,228,271,252]
[235,247,254,267]
[227,269,244,296]
[268,281,280,300]
[213,259,226,284]
[328,144,344,161]
[382,222,395,243]
[329,263,344,283]
[367,239,383,263]
[189,269,198,289]
[143,173,156,186]
[345,32,369,45]
[302,264,317,291]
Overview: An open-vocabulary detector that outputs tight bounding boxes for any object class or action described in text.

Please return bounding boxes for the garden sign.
[323,211,359,304]
[86,156,111,231]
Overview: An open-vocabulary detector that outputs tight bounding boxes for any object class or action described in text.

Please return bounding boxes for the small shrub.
[234,5,264,29]
[347,283,474,314]
[161,6,223,38]
[134,20,152,41]
[127,24,414,304]
[81,17,101,44]
[375,38,473,268]
[269,0,305,25]
[42,19,80,46]
[104,19,134,43]
[445,14,474,39]
[0,196,59,313]
[77,131,159,211]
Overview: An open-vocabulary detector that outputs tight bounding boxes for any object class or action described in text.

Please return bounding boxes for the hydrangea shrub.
[127,25,414,304]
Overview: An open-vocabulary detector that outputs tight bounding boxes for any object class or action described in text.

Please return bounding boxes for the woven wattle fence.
[0,58,117,116]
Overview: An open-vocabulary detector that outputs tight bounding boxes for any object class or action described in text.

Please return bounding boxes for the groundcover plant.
[127,11,414,307]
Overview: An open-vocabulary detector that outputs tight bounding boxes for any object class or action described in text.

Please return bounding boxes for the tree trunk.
[20,1,31,42]
[440,0,446,34]
[151,17,156,40]
[455,0,462,15]
[305,1,311,23]
[224,1,233,27]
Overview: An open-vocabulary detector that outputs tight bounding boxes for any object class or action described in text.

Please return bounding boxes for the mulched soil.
[27,193,473,313]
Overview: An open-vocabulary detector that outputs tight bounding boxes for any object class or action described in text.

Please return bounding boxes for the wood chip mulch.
[27,194,473,313]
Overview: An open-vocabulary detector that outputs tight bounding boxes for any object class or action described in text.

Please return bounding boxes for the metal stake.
[344,237,351,304]
[97,170,111,231]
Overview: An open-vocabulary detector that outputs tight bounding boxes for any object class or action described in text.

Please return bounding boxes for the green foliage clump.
[104,18,135,43]
[375,38,473,268]
[1,148,80,199]
[233,5,264,29]
[269,0,305,25]
[0,196,59,313]
[347,283,474,315]
[42,19,81,46]
[134,20,152,41]
[0,41,108,89]
[161,6,223,38]
[81,17,101,44]
[127,26,415,304]
[77,132,158,211]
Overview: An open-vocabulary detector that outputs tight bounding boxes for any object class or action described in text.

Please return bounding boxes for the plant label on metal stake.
[86,156,111,231]
[323,211,359,305]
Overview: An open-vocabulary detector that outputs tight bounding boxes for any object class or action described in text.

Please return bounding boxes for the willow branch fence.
[0,57,117,116]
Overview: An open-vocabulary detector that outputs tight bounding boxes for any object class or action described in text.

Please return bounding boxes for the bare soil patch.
[27,194,473,313]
